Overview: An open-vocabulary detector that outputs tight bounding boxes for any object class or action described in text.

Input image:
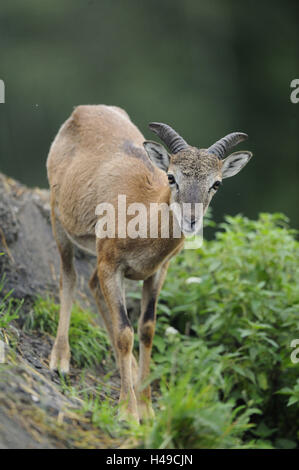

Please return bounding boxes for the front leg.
[89,267,139,387]
[97,259,139,423]
[137,261,169,420]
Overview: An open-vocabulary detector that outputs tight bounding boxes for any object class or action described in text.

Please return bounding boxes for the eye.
[211,180,221,191]
[167,174,176,186]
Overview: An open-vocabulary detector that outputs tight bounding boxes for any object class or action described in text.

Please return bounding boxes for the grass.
[24,296,110,368]
[0,278,21,329]
[0,276,23,349]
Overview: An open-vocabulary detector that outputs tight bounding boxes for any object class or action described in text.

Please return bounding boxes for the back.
[47,105,167,236]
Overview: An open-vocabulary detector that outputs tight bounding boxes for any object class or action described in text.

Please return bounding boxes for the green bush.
[144,341,260,449]
[152,213,299,448]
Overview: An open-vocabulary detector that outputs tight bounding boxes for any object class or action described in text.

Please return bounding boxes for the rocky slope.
[0,172,140,448]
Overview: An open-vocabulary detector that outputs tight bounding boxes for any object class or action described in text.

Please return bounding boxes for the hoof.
[118,406,140,425]
[137,400,155,421]
[118,395,140,425]
[49,343,70,374]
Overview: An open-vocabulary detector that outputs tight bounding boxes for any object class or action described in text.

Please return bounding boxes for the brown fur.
[171,147,222,177]
[47,105,185,422]
[46,104,251,423]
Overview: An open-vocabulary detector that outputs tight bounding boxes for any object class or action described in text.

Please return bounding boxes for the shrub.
[144,340,260,449]
[153,213,299,448]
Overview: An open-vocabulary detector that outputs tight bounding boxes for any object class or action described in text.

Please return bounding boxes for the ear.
[143,140,170,172]
[221,151,253,179]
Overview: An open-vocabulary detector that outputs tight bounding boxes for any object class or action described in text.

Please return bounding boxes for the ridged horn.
[149,122,189,154]
[208,132,248,159]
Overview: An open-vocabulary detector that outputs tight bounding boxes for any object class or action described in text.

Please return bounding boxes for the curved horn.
[208,132,248,159]
[149,122,189,154]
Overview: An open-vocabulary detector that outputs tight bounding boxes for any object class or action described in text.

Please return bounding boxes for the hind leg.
[49,215,76,374]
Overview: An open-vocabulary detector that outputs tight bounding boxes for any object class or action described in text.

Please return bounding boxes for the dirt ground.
[0,325,134,449]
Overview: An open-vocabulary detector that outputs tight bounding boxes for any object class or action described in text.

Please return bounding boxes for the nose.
[190,216,196,228]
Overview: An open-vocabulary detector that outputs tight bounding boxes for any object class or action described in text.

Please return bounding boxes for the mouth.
[182,228,196,236]
[181,219,202,236]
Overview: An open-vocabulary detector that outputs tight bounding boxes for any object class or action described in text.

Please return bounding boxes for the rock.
[0,172,140,324]
[0,331,123,449]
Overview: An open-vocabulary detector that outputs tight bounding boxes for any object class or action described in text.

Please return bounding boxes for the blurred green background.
[0,0,298,228]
